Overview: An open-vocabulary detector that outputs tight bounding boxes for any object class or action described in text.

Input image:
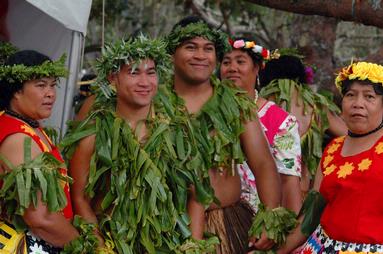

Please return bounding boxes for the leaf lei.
[0,137,70,231]
[61,96,215,253]
[166,21,230,60]
[248,203,297,252]
[259,79,340,176]
[158,76,257,176]
[96,34,171,92]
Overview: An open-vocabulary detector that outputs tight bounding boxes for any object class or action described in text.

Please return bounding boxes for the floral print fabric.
[238,101,301,210]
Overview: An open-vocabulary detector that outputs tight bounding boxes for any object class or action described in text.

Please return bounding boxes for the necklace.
[348,120,383,138]
[5,109,40,128]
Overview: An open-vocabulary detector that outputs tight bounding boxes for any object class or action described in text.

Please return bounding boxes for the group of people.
[0,15,383,254]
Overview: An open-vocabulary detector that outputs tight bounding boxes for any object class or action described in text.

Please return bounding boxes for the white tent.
[5,0,92,135]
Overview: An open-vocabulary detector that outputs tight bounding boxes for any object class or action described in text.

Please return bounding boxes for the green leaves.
[299,190,326,236]
[248,204,298,247]
[0,54,68,84]
[62,215,102,254]
[0,137,70,231]
[259,79,341,176]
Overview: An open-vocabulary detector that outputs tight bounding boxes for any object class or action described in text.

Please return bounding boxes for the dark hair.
[0,50,51,110]
[227,37,264,67]
[341,79,383,96]
[259,55,306,88]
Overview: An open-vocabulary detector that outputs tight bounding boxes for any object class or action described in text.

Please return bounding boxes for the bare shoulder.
[0,133,41,168]
[72,134,96,160]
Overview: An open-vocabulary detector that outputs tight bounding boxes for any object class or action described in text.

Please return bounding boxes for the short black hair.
[0,50,51,110]
[259,55,306,88]
[341,79,383,96]
[171,15,207,32]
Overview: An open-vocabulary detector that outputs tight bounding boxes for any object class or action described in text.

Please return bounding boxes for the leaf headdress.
[166,21,230,60]
[95,34,171,97]
[0,54,68,84]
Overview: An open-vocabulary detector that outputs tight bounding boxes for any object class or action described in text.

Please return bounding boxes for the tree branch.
[246,0,383,28]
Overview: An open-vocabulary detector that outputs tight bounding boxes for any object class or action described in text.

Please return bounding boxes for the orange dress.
[320,135,383,243]
[0,112,73,219]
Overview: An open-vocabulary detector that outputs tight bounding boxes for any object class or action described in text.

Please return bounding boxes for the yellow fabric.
[0,221,26,253]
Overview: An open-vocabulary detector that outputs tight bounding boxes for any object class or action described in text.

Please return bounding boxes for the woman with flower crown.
[0,50,80,253]
[277,62,383,254]
[220,38,302,215]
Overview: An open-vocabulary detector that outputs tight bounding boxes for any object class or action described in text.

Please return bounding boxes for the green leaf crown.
[0,54,68,84]
[96,34,171,85]
[166,21,230,60]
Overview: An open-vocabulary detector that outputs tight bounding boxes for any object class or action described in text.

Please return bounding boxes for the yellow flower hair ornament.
[335,62,383,92]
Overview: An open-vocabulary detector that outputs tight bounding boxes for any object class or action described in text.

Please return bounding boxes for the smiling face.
[11,77,57,120]
[110,59,158,110]
[342,81,383,134]
[172,37,217,85]
[220,49,259,92]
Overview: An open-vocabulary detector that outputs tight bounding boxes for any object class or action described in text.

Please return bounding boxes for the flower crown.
[0,54,68,84]
[96,34,171,82]
[166,21,230,60]
[335,62,383,92]
[229,39,271,60]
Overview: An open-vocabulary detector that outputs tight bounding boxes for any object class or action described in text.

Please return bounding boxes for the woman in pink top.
[220,38,302,214]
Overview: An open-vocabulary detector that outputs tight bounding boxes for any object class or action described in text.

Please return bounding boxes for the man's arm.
[69,134,98,224]
[187,185,205,240]
[0,133,79,247]
[240,118,281,250]
[240,118,281,208]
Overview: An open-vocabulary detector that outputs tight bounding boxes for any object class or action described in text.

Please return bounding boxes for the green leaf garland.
[0,137,70,231]
[0,54,68,84]
[260,79,340,176]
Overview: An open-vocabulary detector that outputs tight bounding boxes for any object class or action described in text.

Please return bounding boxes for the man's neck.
[116,102,150,130]
[173,75,213,114]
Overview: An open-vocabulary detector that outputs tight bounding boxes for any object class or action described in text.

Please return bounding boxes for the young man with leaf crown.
[160,16,296,254]
[62,35,219,253]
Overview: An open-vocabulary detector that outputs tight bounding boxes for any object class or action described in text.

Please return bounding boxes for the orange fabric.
[0,113,73,219]
[320,135,383,244]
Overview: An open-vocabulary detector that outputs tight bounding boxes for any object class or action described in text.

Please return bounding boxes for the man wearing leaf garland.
[62,35,218,253]
[0,50,80,253]
[161,16,297,254]
[259,52,347,197]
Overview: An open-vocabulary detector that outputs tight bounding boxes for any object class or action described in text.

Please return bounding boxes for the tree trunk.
[246,0,383,29]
